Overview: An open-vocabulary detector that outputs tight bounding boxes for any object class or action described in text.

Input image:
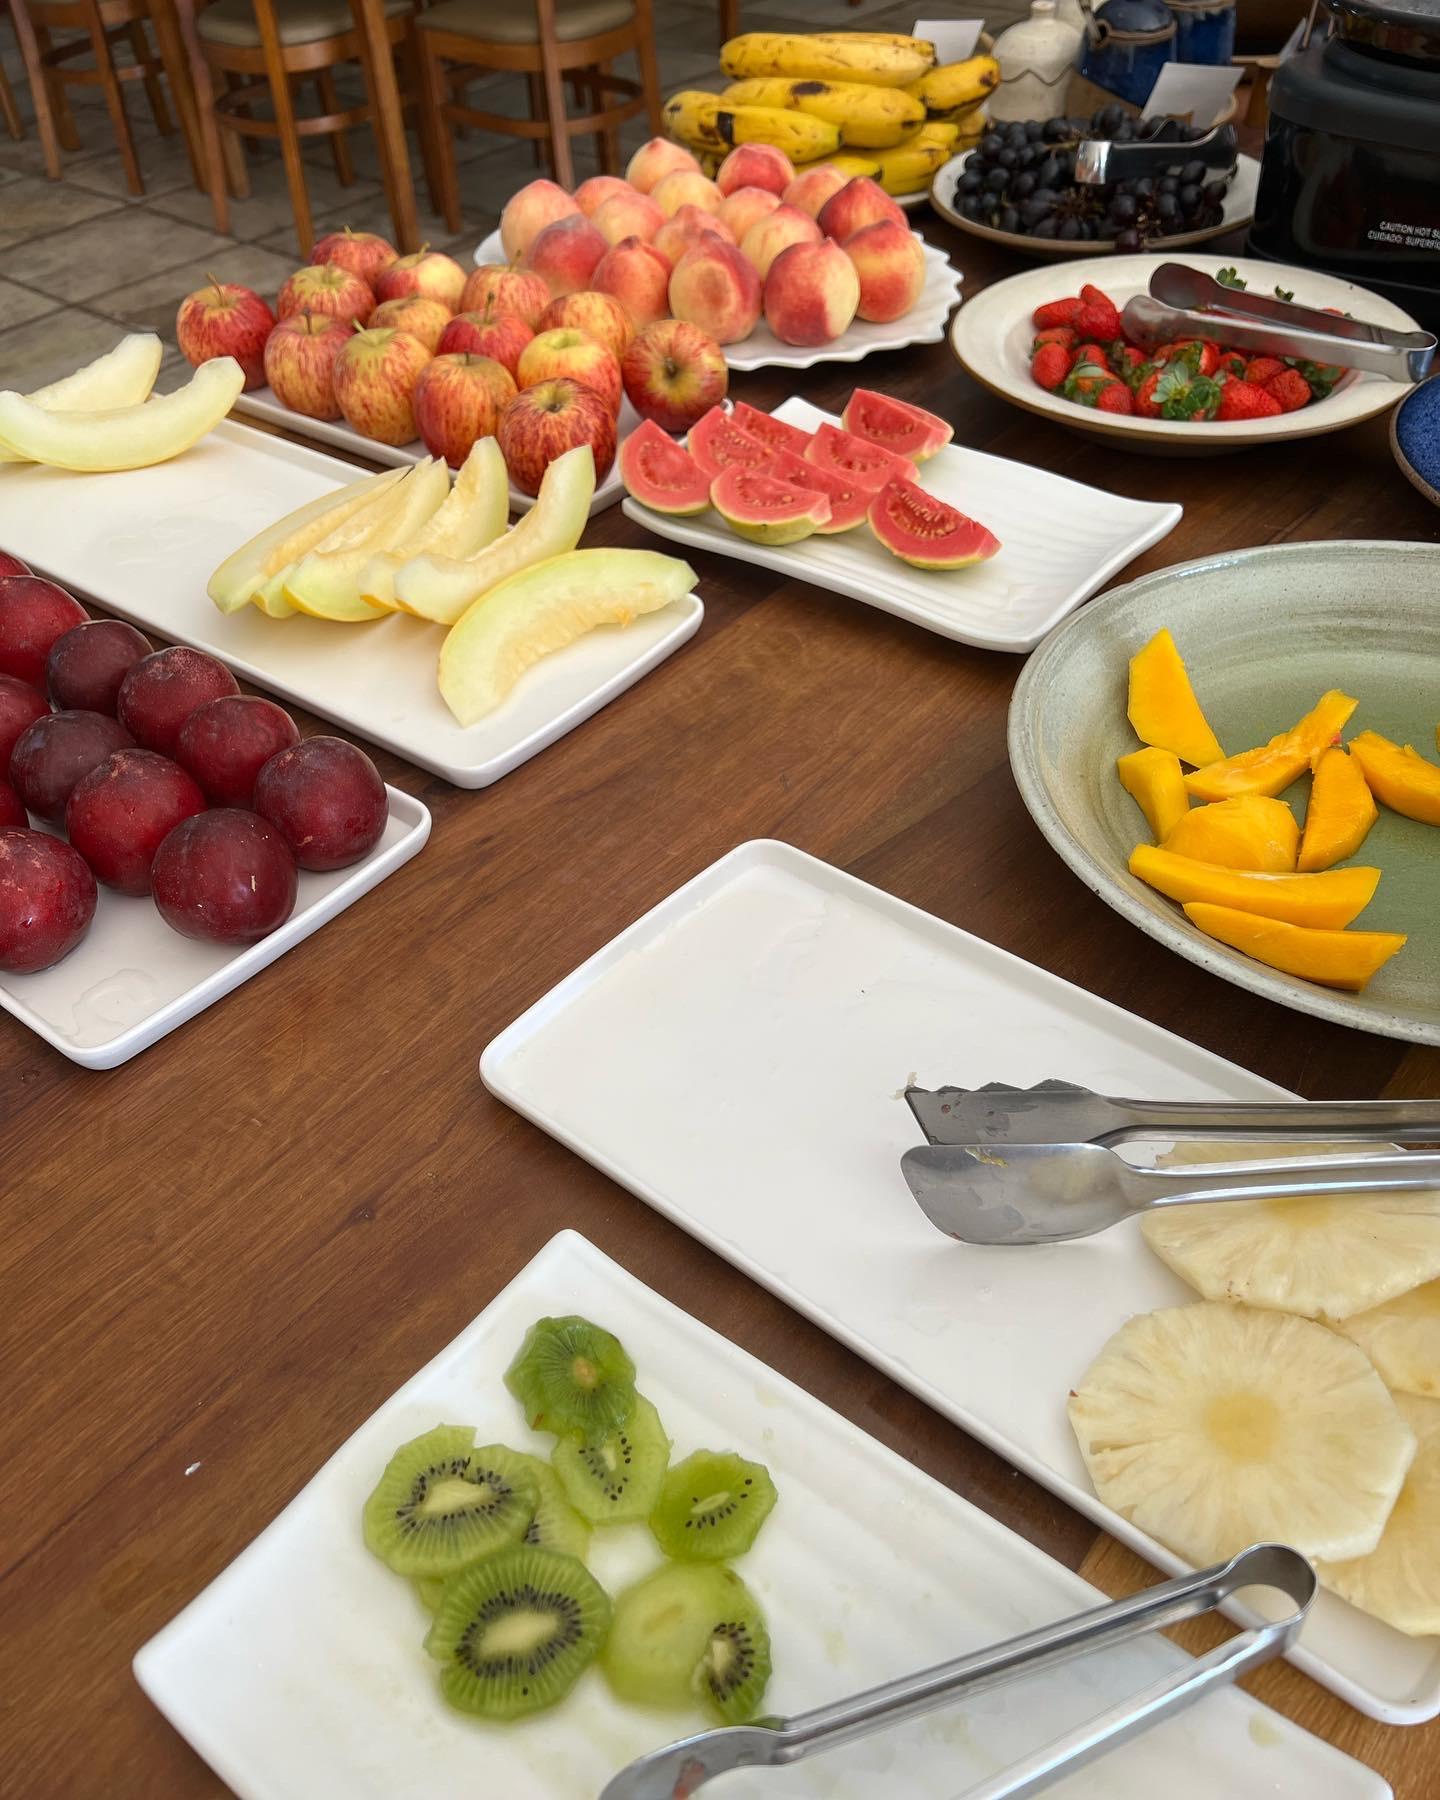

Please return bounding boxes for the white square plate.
[472,231,962,373]
[0,421,703,787]
[135,1230,1387,1800]
[233,390,639,519]
[0,787,428,1067]
[621,398,1182,653]
[481,840,1440,1725]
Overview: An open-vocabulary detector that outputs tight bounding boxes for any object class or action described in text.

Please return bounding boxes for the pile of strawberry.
[1027,283,1347,423]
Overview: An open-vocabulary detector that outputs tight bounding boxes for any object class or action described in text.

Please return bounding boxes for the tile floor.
[0,0,1024,392]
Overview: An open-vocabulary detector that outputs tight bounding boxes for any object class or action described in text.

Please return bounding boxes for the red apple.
[276,263,374,329]
[620,318,728,433]
[537,290,633,360]
[373,249,466,310]
[263,311,352,419]
[460,264,551,328]
[497,378,616,496]
[310,227,397,287]
[367,294,452,353]
[175,280,276,391]
[516,326,621,416]
[333,328,432,446]
[437,304,533,376]
[413,354,517,467]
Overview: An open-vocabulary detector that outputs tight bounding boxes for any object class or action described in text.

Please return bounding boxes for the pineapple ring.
[1318,1393,1440,1637]
[1339,1279,1440,1399]
[1142,1140,1440,1323]
[1068,1301,1416,1567]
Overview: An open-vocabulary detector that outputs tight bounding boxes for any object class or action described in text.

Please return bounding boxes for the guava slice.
[755,447,869,532]
[686,406,771,481]
[841,388,953,462]
[619,419,711,515]
[711,466,831,546]
[729,401,813,459]
[867,477,1000,570]
[804,422,911,493]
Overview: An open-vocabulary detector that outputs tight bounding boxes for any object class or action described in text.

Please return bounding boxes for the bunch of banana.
[867,126,956,196]
[788,151,882,180]
[721,30,935,88]
[662,91,840,163]
[720,76,924,148]
[903,54,1000,119]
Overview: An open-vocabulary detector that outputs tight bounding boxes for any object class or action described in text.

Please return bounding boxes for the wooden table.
[4,213,1439,1799]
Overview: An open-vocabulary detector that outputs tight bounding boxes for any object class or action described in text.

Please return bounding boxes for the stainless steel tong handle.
[1074,124,1236,186]
[600,1545,1315,1800]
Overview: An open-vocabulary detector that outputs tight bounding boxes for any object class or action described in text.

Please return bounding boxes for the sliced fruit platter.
[620,390,1180,653]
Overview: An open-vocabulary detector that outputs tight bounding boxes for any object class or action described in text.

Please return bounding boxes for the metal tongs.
[1122,262,1437,384]
[1075,122,1238,186]
[602,1544,1315,1800]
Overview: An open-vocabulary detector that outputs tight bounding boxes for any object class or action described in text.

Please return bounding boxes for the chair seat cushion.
[416,0,635,44]
[198,0,409,48]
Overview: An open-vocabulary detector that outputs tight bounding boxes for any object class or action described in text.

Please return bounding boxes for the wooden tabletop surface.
[4,204,1439,1800]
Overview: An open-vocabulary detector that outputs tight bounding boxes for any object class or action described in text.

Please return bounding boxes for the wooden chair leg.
[634,0,661,133]
[533,0,572,191]
[224,68,258,170]
[0,60,23,139]
[402,24,443,217]
[251,0,312,253]
[718,0,738,48]
[147,0,206,188]
[349,0,419,250]
[525,69,546,170]
[417,34,459,232]
[315,67,353,182]
[129,20,175,133]
[594,61,619,172]
[80,0,144,193]
[8,0,63,173]
[33,23,81,150]
[168,0,231,227]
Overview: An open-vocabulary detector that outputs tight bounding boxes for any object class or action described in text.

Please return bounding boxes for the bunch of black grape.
[953,104,1231,246]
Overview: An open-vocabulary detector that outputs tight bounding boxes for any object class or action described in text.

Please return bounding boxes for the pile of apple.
[0,556,389,974]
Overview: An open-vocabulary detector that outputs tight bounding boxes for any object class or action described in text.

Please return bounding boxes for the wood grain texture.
[3,196,1439,1799]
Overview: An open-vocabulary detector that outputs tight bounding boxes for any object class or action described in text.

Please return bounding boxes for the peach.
[538,290,633,359]
[460,263,550,328]
[626,136,701,195]
[740,203,822,279]
[843,218,926,323]
[762,239,860,346]
[500,178,580,261]
[717,185,781,245]
[368,294,452,353]
[783,163,851,219]
[716,143,794,198]
[591,236,673,329]
[650,169,722,218]
[817,175,906,243]
[653,204,733,268]
[573,174,634,217]
[516,326,622,416]
[668,238,761,346]
[523,213,608,296]
[592,189,665,247]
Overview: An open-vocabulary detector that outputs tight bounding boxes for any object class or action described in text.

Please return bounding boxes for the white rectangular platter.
[480,840,1440,1725]
[622,399,1181,653]
[134,1229,1388,1800]
[233,390,638,518]
[1,787,428,1068]
[0,420,702,788]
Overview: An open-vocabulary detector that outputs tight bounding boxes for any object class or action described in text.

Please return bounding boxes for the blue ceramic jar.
[1079,0,1178,107]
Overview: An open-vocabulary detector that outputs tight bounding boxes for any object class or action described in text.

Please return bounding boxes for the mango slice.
[1117,747,1189,842]
[1349,731,1440,828]
[1127,629,1225,768]
[1185,690,1358,802]
[1129,844,1379,928]
[1163,795,1298,872]
[1298,747,1378,871]
[1184,903,1406,992]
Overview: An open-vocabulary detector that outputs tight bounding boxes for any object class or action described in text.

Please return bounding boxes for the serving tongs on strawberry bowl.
[1121,262,1436,384]
[602,1543,1315,1800]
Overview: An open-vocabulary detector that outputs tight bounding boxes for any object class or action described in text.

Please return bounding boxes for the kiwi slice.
[414,1574,448,1616]
[552,1393,671,1524]
[524,1457,593,1561]
[505,1316,637,1439]
[649,1450,778,1562]
[424,1545,612,1721]
[362,1428,538,1577]
[602,1562,772,1724]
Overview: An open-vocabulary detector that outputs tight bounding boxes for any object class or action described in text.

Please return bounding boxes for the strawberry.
[1074,342,1112,371]
[1149,363,1223,421]
[1032,297,1081,330]
[1031,342,1073,391]
[1061,358,1115,405]
[1217,381,1283,421]
[1135,368,1164,417]
[1074,297,1123,342]
[1032,325,1077,352]
[1079,283,1115,310]
[1217,351,1247,380]
[1111,343,1145,378]
[1243,356,1286,386]
[1095,381,1134,415]
[1264,368,1313,413]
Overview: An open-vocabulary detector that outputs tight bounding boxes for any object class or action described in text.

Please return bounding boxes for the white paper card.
[1142,61,1242,122]
[914,17,984,61]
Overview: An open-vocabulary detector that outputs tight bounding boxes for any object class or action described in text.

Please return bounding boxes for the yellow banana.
[908,120,960,150]
[721,31,935,87]
[903,55,1000,118]
[821,152,884,178]
[662,91,841,162]
[868,137,951,196]
[720,76,925,148]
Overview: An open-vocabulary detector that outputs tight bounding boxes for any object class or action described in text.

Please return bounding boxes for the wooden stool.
[8,0,202,191]
[415,0,661,228]
[182,0,438,254]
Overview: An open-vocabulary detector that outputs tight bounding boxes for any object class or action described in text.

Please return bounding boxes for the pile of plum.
[0,553,388,975]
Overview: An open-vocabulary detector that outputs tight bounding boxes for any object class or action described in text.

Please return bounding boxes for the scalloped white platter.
[472,230,962,373]
[621,397,1181,653]
[135,1228,1389,1800]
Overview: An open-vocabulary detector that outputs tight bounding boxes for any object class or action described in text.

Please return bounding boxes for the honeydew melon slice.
[438,546,696,726]
[208,467,408,614]
[0,333,163,464]
[360,437,509,613]
[0,356,244,472]
[286,459,451,621]
[394,443,594,627]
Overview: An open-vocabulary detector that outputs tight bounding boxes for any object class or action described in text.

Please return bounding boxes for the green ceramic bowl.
[1009,540,1440,1044]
